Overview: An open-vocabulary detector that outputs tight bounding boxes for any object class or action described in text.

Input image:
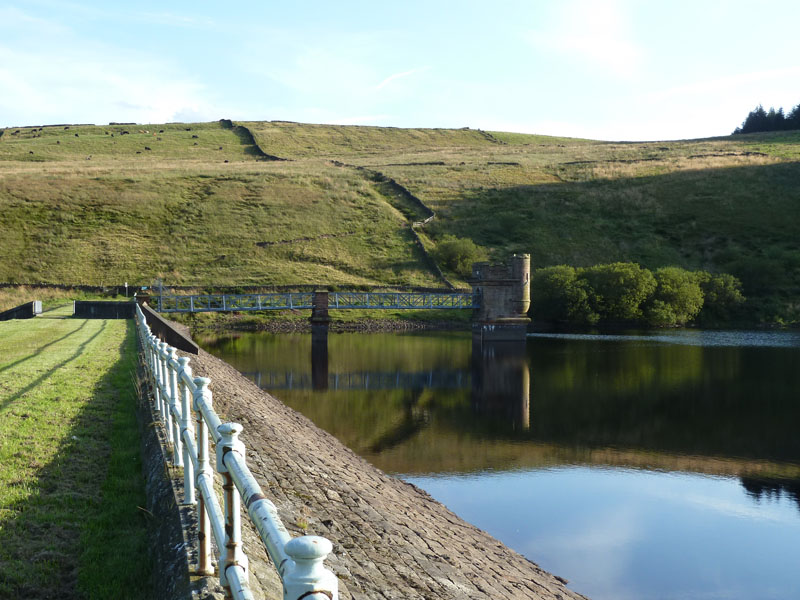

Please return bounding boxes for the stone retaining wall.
[176,346,588,599]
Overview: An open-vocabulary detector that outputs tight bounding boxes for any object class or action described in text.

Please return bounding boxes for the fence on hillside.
[135,304,338,600]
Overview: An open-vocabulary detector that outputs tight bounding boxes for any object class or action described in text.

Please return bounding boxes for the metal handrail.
[158,292,315,313]
[135,303,338,600]
[156,290,477,313]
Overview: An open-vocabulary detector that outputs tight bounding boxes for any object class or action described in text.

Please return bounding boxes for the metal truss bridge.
[156,290,478,313]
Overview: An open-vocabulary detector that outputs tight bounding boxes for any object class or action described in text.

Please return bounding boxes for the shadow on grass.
[0,320,88,376]
[438,161,800,312]
[1,321,105,412]
[0,321,151,599]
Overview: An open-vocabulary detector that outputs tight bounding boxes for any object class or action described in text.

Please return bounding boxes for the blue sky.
[2,0,799,140]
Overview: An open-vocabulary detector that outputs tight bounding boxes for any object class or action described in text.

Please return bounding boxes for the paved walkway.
[186,347,587,599]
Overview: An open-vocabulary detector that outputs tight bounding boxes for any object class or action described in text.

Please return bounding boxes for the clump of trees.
[434,235,488,276]
[733,103,800,134]
[531,262,744,327]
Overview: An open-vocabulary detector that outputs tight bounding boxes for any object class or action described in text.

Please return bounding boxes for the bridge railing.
[157,290,477,313]
[329,291,475,309]
[158,292,314,313]
[135,304,338,600]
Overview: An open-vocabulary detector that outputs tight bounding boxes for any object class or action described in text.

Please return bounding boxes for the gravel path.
[187,347,587,600]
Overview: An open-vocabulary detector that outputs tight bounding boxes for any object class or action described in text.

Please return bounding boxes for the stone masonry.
[183,346,588,600]
[469,254,531,341]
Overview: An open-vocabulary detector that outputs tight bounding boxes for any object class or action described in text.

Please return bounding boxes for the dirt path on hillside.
[185,347,587,599]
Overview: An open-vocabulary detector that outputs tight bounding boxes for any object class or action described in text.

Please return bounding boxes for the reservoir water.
[200,328,800,599]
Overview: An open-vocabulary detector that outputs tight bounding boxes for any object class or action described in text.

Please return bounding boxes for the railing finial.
[284,536,338,600]
[217,422,245,472]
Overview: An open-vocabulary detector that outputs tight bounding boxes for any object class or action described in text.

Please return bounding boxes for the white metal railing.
[135,303,338,600]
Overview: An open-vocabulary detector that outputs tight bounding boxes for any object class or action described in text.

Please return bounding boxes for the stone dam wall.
[155,339,587,599]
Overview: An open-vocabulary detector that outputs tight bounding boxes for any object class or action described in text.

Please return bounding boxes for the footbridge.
[146,254,533,341]
[155,290,477,313]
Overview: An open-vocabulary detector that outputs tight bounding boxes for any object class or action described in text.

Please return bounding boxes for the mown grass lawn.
[0,305,150,599]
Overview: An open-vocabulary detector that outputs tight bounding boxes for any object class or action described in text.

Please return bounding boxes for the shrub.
[644,267,704,326]
[580,262,657,322]
[695,272,745,323]
[531,265,598,324]
[434,235,487,276]
[530,262,746,327]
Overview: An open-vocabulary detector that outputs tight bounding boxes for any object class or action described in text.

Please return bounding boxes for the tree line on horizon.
[733,103,800,134]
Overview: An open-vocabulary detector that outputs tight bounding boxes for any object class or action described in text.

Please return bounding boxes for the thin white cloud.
[0,5,68,34]
[0,15,218,127]
[527,0,644,78]
[375,67,429,90]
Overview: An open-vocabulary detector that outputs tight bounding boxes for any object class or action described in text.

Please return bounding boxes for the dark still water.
[199,328,800,600]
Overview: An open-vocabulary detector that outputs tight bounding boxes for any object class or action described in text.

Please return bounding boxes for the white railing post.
[283,537,339,600]
[217,423,249,595]
[154,340,164,420]
[168,347,183,467]
[178,356,195,503]
[149,335,161,416]
[134,306,338,600]
[193,377,214,576]
[158,342,174,445]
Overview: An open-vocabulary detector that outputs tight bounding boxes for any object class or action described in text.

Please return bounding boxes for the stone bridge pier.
[469,253,531,342]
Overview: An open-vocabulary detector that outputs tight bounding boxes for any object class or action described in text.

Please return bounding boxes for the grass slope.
[0,121,443,288]
[1,120,798,322]
[0,306,150,598]
[241,121,499,159]
[346,131,800,323]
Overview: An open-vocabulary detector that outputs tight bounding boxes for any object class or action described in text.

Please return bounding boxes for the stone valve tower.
[468,253,531,341]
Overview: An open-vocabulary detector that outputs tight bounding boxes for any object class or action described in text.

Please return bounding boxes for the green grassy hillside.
[1,120,798,323]
[242,121,501,159]
[0,122,444,288]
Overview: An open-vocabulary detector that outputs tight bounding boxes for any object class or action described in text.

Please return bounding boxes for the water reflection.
[200,329,800,477]
[471,337,530,431]
[741,477,800,512]
[311,325,328,390]
[200,328,800,599]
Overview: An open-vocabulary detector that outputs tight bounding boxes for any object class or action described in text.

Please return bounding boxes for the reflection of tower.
[471,337,530,430]
[311,325,329,391]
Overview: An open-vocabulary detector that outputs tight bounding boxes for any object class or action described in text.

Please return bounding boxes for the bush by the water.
[531,262,744,327]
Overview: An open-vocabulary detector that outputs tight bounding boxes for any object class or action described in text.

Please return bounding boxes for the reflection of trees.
[368,389,429,453]
[525,338,800,464]
[203,330,472,373]
[741,477,800,513]
[204,329,800,480]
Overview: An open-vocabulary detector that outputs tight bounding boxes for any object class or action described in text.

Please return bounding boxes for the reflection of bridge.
[243,369,470,391]
[157,291,477,313]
